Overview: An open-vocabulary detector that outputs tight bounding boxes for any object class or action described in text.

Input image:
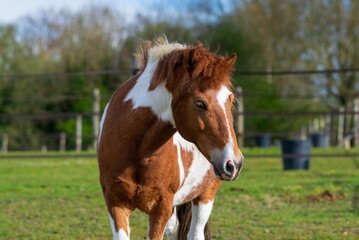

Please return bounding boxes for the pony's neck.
[138,118,176,158]
[124,61,177,158]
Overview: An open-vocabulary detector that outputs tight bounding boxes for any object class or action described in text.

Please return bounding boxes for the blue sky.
[0,0,152,23]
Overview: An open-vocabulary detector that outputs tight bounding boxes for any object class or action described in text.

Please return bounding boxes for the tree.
[0,6,128,150]
[0,25,18,112]
[234,0,359,110]
[233,0,313,96]
[304,0,359,109]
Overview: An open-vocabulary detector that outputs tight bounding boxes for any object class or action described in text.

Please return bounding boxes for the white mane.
[148,40,186,63]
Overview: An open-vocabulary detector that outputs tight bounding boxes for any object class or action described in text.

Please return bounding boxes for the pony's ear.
[225,53,237,68]
[183,48,197,75]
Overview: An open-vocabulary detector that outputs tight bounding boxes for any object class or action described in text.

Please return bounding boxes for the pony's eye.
[194,100,208,111]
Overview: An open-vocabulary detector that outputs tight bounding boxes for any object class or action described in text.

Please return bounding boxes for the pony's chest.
[172,153,214,206]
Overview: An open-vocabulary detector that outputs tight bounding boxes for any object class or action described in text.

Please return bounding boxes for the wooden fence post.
[313,118,320,132]
[325,113,331,131]
[41,145,47,152]
[320,117,325,131]
[344,138,351,150]
[330,111,336,146]
[92,88,100,150]
[338,107,345,147]
[325,113,331,145]
[2,133,8,153]
[59,132,66,152]
[306,123,311,138]
[300,127,307,140]
[76,114,83,152]
[354,99,359,147]
[236,87,244,148]
[345,103,352,140]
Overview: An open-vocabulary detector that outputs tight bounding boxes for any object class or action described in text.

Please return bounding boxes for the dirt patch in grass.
[306,190,337,202]
[230,187,244,192]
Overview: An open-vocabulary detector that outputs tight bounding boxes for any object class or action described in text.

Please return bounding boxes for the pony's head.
[138,39,243,181]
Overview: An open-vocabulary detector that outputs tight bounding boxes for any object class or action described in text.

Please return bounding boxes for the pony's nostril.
[224,160,235,175]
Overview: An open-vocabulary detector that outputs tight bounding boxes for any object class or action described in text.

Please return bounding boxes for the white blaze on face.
[210,85,236,163]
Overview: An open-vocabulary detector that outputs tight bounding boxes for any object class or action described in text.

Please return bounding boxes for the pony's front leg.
[108,206,132,240]
[164,207,179,240]
[188,180,221,240]
[102,179,137,240]
[147,200,173,240]
[187,200,214,240]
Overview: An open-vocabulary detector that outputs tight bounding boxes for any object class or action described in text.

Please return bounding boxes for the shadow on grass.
[351,157,359,169]
[353,185,359,215]
[351,158,359,215]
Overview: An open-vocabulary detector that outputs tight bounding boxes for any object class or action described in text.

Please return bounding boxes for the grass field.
[0,148,358,239]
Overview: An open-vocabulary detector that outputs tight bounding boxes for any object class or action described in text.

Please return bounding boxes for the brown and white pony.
[97,38,243,240]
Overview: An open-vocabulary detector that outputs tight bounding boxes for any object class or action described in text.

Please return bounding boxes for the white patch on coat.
[165,208,179,240]
[124,60,174,124]
[109,214,130,240]
[187,200,214,240]
[125,42,185,126]
[98,102,109,145]
[173,132,186,185]
[173,133,212,206]
[118,229,129,240]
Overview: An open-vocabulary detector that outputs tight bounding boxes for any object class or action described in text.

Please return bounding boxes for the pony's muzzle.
[211,148,244,181]
[221,157,243,180]
[212,154,243,181]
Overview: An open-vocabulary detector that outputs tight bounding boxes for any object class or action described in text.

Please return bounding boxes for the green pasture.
[0,148,358,239]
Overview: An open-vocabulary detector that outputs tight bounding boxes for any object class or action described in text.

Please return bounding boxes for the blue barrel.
[281,140,311,170]
[310,132,328,148]
[255,134,271,148]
